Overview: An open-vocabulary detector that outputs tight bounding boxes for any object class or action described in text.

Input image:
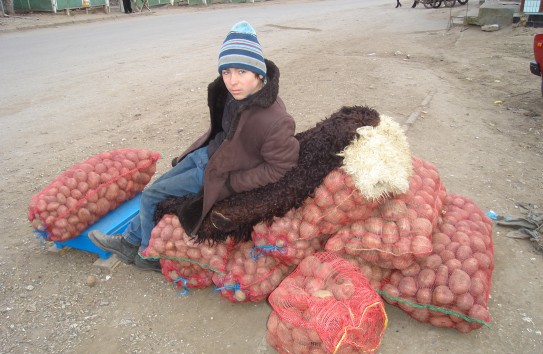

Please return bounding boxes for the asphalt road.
[0,0,444,150]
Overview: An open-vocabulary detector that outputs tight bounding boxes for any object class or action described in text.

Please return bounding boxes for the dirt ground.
[1,1,542,353]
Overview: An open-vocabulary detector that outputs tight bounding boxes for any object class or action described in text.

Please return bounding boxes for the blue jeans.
[123,147,209,251]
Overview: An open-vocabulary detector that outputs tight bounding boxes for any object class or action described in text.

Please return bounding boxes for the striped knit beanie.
[218,21,266,77]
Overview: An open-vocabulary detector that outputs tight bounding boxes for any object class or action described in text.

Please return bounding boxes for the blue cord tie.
[214,282,240,292]
[33,229,49,247]
[250,245,286,260]
[173,277,189,295]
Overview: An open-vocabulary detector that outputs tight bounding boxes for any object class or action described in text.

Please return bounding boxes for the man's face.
[221,68,263,100]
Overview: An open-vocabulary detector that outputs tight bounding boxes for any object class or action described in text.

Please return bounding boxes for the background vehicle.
[530,33,543,96]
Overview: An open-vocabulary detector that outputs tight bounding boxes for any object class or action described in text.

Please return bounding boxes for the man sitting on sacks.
[89,21,300,272]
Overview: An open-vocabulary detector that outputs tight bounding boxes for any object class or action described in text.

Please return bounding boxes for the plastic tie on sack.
[173,276,189,295]
[214,282,241,293]
[376,289,491,329]
[250,245,286,260]
[33,229,49,247]
[486,210,511,221]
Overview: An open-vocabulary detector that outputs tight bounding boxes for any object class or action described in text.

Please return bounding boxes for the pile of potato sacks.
[143,155,494,353]
[27,125,493,352]
[28,149,160,241]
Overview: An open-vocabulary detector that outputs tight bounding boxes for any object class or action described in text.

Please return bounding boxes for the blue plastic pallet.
[54,193,141,259]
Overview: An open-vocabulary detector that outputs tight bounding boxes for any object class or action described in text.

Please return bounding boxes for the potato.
[455,245,473,261]
[398,276,417,297]
[461,257,479,275]
[434,265,449,286]
[468,304,489,322]
[314,185,334,208]
[401,262,421,277]
[324,235,345,253]
[445,258,462,271]
[77,208,92,223]
[331,281,355,301]
[411,308,430,322]
[445,241,460,254]
[423,254,442,269]
[323,206,347,225]
[380,199,408,219]
[417,269,436,288]
[456,292,475,311]
[455,321,473,333]
[416,288,433,304]
[186,247,201,260]
[429,315,454,328]
[381,284,399,304]
[258,279,275,296]
[469,277,486,297]
[334,188,356,212]
[305,278,325,294]
[440,223,456,237]
[361,233,382,250]
[397,297,416,313]
[451,231,470,246]
[389,271,402,287]
[449,269,471,295]
[382,221,400,244]
[312,289,334,299]
[73,169,87,183]
[364,217,384,235]
[104,183,120,201]
[411,218,433,235]
[301,202,322,224]
[396,217,411,237]
[391,255,415,270]
[473,252,492,269]
[323,169,345,193]
[439,249,455,262]
[410,235,432,254]
[470,237,487,253]
[96,198,110,216]
[432,232,451,247]
[233,289,247,302]
[432,285,454,305]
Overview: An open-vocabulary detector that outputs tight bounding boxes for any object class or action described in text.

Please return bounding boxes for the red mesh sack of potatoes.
[267,252,387,354]
[160,259,214,294]
[28,148,160,241]
[378,194,494,333]
[300,169,380,237]
[324,157,447,270]
[251,209,330,267]
[141,214,236,289]
[212,240,295,303]
[340,254,392,290]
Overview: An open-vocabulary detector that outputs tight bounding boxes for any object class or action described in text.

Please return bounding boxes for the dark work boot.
[134,256,162,273]
[88,230,138,264]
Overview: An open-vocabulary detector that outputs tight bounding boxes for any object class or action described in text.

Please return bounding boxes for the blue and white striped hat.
[218,21,266,77]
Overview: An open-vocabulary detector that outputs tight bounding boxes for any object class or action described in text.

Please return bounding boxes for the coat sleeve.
[228,115,299,193]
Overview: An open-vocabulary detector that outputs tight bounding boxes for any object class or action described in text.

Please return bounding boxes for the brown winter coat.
[175,59,299,234]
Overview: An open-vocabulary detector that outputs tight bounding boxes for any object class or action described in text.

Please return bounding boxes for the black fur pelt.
[154,105,380,244]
